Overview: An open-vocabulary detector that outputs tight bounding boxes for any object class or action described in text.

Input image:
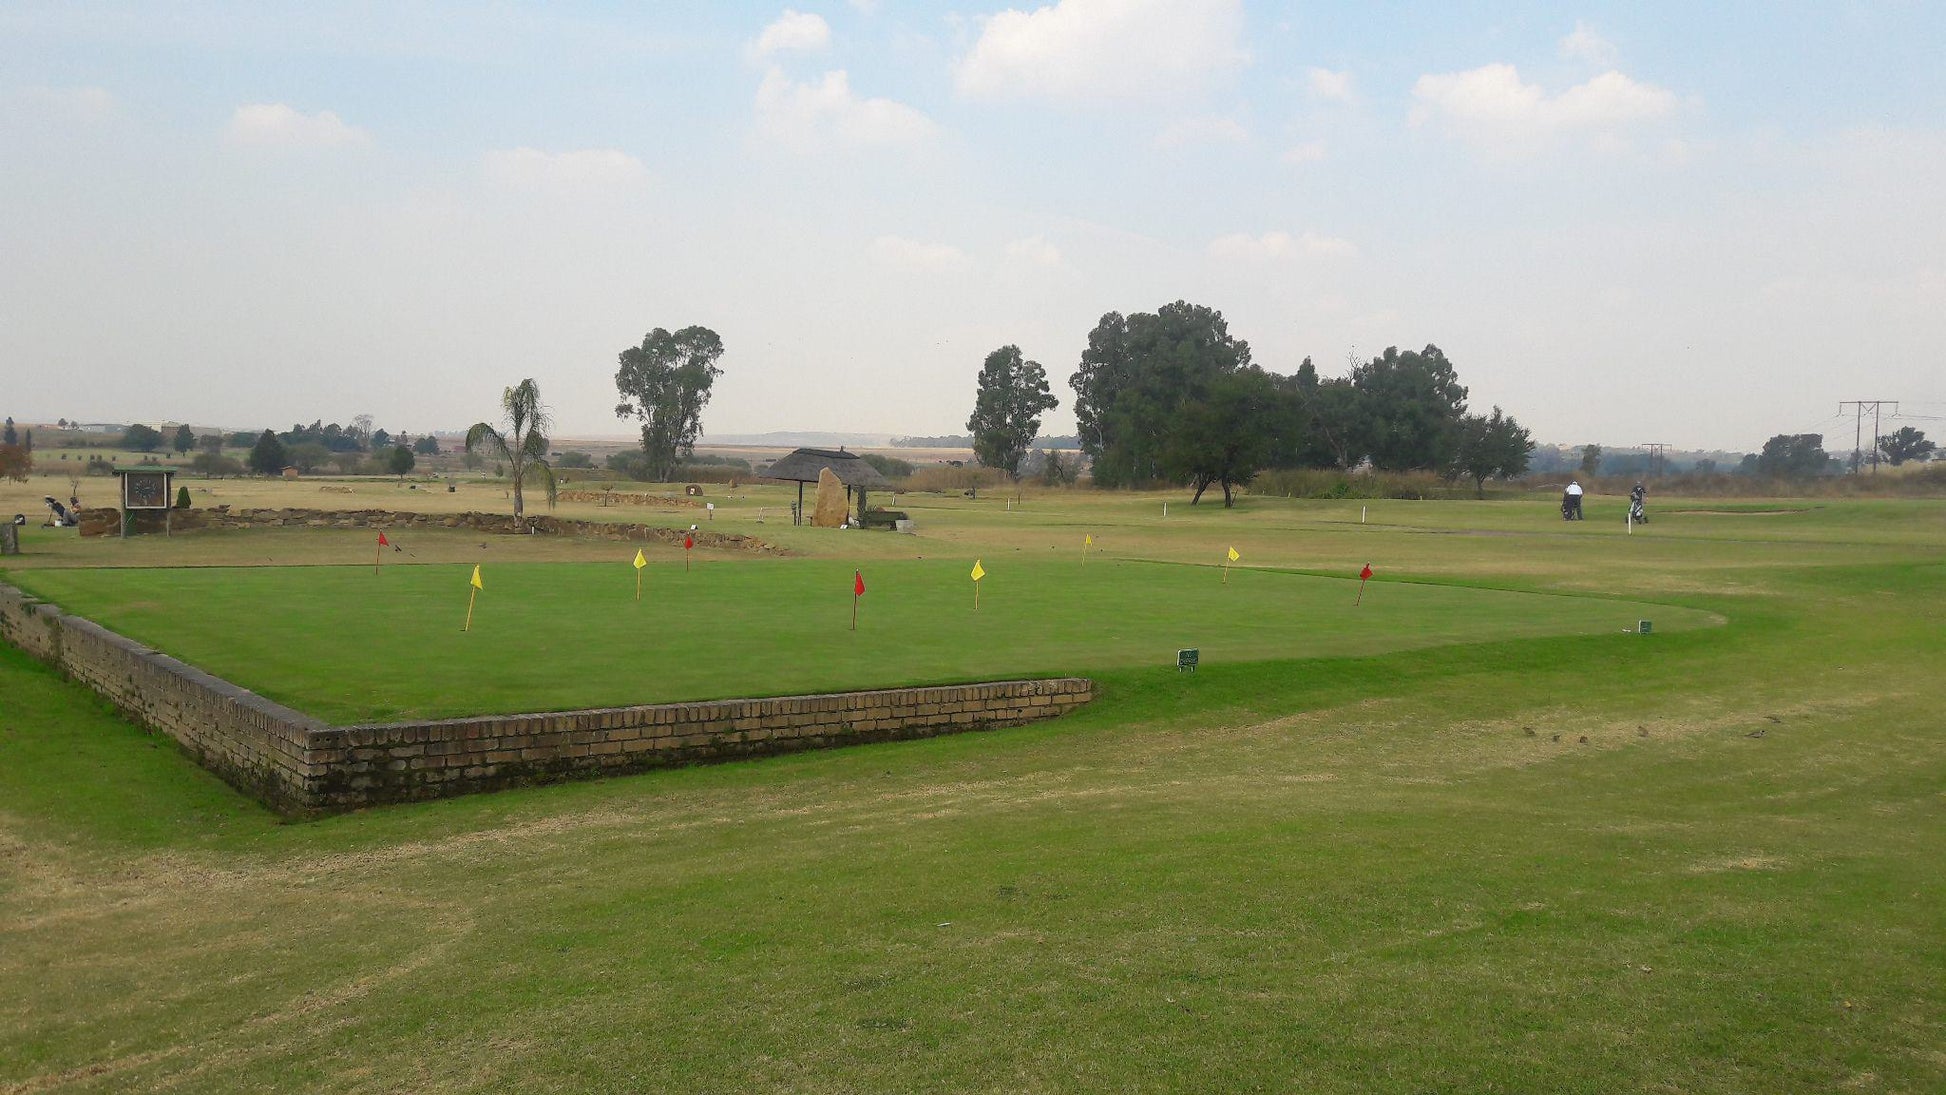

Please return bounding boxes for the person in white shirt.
[1563,479,1585,520]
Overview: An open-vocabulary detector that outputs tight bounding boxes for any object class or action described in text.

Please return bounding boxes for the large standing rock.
[812,467,848,528]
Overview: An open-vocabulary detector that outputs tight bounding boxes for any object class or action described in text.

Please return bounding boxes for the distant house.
[761,447,890,525]
[282,467,302,480]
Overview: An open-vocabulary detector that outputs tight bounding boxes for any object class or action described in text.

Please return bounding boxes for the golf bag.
[1561,491,1584,521]
[43,497,76,528]
[1629,485,1646,524]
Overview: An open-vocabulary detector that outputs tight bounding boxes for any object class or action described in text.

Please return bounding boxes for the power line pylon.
[1838,401,1897,473]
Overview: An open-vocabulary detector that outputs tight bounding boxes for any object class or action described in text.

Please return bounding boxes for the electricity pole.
[1639,443,1670,479]
[1838,401,1897,473]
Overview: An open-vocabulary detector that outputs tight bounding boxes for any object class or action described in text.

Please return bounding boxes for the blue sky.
[4,1,1943,450]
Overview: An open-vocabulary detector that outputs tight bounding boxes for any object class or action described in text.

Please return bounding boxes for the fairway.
[6,559,1717,723]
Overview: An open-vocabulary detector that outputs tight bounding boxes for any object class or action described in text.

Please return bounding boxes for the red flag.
[1359,563,1372,581]
[854,570,866,596]
[377,531,389,547]
[684,533,694,550]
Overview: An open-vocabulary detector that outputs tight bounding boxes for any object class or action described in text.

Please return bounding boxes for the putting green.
[6,559,1718,723]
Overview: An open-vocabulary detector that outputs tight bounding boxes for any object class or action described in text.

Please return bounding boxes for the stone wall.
[0,580,1092,816]
[76,507,783,553]
[313,679,1094,809]
[0,581,325,813]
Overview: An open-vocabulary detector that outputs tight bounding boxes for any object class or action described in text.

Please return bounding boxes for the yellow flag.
[1227,546,1240,563]
[470,564,483,590]
[970,559,986,582]
[632,549,647,570]
[1084,533,1093,547]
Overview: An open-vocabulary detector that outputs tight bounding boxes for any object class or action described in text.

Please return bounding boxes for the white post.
[1163,502,1168,517]
[1362,505,1367,524]
[1627,510,1633,535]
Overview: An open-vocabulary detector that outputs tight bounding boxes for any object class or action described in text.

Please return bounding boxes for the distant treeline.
[892,433,1078,449]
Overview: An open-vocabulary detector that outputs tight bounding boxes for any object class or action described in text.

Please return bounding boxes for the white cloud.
[483,147,649,193]
[955,0,1248,104]
[755,68,937,151]
[1307,67,1353,102]
[751,10,831,57]
[225,102,369,149]
[1410,64,1677,148]
[20,85,116,122]
[1153,115,1248,150]
[1559,21,1619,67]
[1005,236,1063,266]
[1208,230,1357,261]
[1281,140,1327,165]
[870,235,970,273]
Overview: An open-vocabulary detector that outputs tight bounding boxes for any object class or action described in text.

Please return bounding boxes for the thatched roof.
[761,447,891,489]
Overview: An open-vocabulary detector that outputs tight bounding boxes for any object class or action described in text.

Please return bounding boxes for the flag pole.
[636,569,642,602]
[374,540,382,576]
[1356,563,1371,606]
[463,587,477,631]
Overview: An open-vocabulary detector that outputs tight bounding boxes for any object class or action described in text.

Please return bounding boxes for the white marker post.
[1362,505,1367,524]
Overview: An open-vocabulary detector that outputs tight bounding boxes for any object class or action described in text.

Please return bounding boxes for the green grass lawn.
[6,558,1717,722]
[1,493,1941,1093]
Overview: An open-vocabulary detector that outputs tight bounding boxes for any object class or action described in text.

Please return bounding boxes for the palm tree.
[466,378,556,527]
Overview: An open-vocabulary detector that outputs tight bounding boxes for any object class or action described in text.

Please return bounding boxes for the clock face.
[124,472,169,509]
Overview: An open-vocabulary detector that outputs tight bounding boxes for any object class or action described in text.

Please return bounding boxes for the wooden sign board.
[1177,648,1199,672]
[119,468,173,510]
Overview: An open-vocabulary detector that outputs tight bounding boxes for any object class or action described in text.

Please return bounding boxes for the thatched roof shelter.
[761,447,890,525]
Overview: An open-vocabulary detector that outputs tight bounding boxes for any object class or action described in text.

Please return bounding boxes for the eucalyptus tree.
[967,344,1058,478]
[466,378,556,526]
[614,326,725,483]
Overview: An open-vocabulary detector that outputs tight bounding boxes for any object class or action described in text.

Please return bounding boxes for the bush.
[175,485,191,509]
[860,453,915,480]
[904,465,1011,493]
[556,451,595,469]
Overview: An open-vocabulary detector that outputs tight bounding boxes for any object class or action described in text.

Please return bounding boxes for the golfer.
[1564,479,1585,521]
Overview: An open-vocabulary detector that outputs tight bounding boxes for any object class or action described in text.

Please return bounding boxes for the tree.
[1160,367,1276,506]
[248,429,287,475]
[1878,426,1935,466]
[555,451,594,469]
[1580,444,1602,476]
[1069,301,1252,488]
[198,433,225,456]
[467,378,557,525]
[0,442,29,482]
[1349,345,1468,472]
[1451,406,1535,497]
[1755,434,1830,478]
[1,417,15,446]
[121,424,164,452]
[967,345,1060,477]
[614,326,725,483]
[413,434,440,456]
[387,445,416,477]
[286,441,331,474]
[190,451,243,477]
[172,424,195,454]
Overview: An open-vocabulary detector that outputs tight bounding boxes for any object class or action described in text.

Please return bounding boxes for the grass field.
[1,488,1942,1093]
[6,559,1717,722]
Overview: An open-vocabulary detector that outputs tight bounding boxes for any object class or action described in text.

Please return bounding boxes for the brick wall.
[0,580,1092,816]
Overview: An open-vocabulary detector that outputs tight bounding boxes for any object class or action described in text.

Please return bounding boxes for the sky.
[4,1,1944,452]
